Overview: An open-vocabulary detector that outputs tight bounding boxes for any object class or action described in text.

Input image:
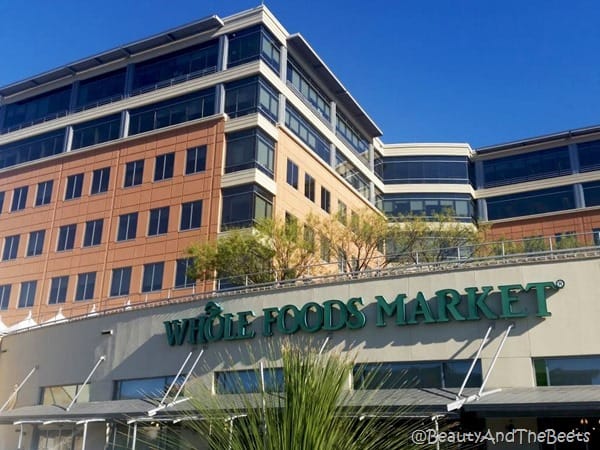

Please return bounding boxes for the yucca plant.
[168,341,434,450]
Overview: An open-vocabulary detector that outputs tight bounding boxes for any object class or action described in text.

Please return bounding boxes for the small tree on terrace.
[255,216,320,281]
[389,211,487,263]
[318,209,392,273]
[186,229,275,286]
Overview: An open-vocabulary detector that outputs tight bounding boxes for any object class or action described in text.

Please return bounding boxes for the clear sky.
[1,0,599,148]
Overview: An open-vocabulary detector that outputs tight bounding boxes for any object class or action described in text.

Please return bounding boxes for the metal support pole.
[1,366,37,412]
[158,352,192,407]
[478,324,513,397]
[67,356,105,411]
[457,326,492,399]
[131,421,138,450]
[82,421,88,450]
[17,423,24,450]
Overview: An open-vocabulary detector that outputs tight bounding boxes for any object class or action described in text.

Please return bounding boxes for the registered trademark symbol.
[555,279,565,289]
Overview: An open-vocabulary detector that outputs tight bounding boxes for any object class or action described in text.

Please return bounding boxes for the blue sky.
[1,0,599,148]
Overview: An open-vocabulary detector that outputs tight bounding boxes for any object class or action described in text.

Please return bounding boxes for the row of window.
[380,193,475,222]
[2,26,281,133]
[0,258,195,310]
[0,146,207,214]
[375,156,472,185]
[1,201,202,262]
[484,180,600,221]
[285,158,349,220]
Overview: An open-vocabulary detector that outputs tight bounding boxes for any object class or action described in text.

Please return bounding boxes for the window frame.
[35,180,54,206]
[27,229,45,257]
[48,276,69,304]
[65,173,84,200]
[154,152,175,182]
[90,167,110,195]
[83,219,103,247]
[117,212,138,242]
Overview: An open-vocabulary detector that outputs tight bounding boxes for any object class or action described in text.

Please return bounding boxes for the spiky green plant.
[170,341,431,450]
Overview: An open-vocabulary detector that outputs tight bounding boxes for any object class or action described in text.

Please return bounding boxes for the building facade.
[1,5,600,449]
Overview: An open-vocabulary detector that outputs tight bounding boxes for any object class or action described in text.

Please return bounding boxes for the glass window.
[482,146,571,188]
[110,267,132,297]
[354,360,482,389]
[57,224,77,251]
[486,186,575,221]
[18,280,37,308]
[375,156,470,184]
[0,191,4,213]
[304,173,315,202]
[71,114,121,150]
[225,128,275,176]
[75,272,96,301]
[65,173,84,200]
[335,151,370,199]
[128,90,215,135]
[215,368,283,394]
[117,213,138,241]
[534,356,600,386]
[180,200,202,230]
[49,276,68,304]
[582,180,600,207]
[76,69,126,109]
[3,235,19,261]
[228,26,280,73]
[131,40,218,93]
[35,180,53,206]
[578,140,600,172]
[221,184,273,230]
[286,159,298,189]
[3,85,71,131]
[381,193,475,222]
[90,167,110,195]
[336,112,369,159]
[11,186,28,211]
[124,160,144,187]
[287,58,331,120]
[186,145,207,175]
[83,219,103,247]
[115,375,185,400]
[148,207,169,236]
[0,285,10,310]
[175,258,195,289]
[27,230,45,257]
[142,262,164,292]
[225,76,279,121]
[337,200,347,224]
[320,187,331,213]
[285,104,330,164]
[0,129,65,170]
[154,152,175,181]
[41,384,89,407]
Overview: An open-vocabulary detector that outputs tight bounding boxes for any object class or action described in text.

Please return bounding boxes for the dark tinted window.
[57,224,77,251]
[11,186,28,211]
[72,114,121,150]
[180,201,202,230]
[124,160,144,187]
[27,230,45,256]
[110,267,132,297]
[91,167,110,194]
[65,174,84,200]
[486,186,575,220]
[185,146,207,175]
[148,207,169,236]
[75,272,96,301]
[18,281,37,308]
[49,276,68,304]
[3,235,19,260]
[83,219,103,247]
[154,153,175,181]
[35,180,53,206]
[117,213,138,241]
[142,262,164,292]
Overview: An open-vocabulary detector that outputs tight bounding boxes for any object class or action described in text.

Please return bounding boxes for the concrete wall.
[0,255,597,448]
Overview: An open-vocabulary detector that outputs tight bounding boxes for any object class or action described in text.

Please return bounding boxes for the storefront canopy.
[463,386,600,417]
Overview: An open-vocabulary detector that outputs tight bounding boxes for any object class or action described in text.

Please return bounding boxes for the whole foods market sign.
[164,280,564,346]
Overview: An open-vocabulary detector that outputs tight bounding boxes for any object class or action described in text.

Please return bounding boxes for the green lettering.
[375,294,407,326]
[300,302,324,333]
[204,315,224,342]
[407,292,436,324]
[262,307,279,337]
[187,317,206,345]
[223,313,236,340]
[465,286,498,320]
[499,284,527,318]
[278,305,300,334]
[237,311,256,338]
[525,282,556,317]
[164,320,188,346]
[436,289,465,322]
[346,297,366,329]
[323,300,347,331]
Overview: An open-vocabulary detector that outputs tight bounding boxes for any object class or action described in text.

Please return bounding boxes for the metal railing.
[3,231,600,334]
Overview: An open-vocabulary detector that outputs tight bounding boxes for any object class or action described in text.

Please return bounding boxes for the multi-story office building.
[1,7,600,448]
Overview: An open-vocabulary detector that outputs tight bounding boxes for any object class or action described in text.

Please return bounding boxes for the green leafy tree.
[389,212,487,263]
[255,216,320,281]
[318,209,391,273]
[186,229,275,286]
